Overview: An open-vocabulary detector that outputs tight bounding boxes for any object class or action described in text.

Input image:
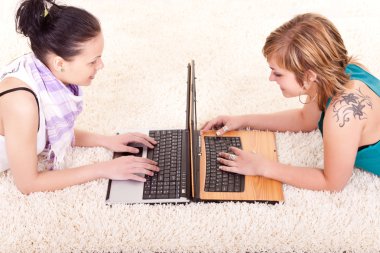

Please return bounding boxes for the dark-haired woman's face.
[61,32,104,86]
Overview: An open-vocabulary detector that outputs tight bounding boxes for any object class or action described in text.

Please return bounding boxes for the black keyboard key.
[142,129,184,200]
[204,136,245,192]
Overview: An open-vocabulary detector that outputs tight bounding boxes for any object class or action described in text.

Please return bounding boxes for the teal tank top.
[318,64,380,175]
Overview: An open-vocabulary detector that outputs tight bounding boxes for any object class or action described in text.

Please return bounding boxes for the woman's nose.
[269,72,275,82]
[97,58,104,70]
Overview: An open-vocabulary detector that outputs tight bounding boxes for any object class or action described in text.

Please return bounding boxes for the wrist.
[96,134,111,149]
[259,159,276,178]
[239,114,252,129]
[94,161,107,178]
[255,157,268,177]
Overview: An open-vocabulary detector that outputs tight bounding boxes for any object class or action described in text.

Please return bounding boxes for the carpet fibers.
[1,0,380,252]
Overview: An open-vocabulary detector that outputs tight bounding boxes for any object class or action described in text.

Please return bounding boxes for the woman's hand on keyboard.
[201,115,247,136]
[101,156,160,182]
[104,132,157,153]
[217,147,268,176]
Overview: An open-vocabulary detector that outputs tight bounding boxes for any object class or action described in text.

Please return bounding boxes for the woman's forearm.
[243,109,317,132]
[74,129,108,148]
[19,163,105,194]
[261,161,342,191]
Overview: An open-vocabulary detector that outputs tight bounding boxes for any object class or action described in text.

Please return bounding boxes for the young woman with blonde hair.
[202,13,380,191]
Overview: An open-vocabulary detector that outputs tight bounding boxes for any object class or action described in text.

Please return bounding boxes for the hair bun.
[15,0,55,38]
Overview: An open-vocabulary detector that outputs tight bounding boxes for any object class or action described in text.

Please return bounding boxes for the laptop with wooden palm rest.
[197,130,284,203]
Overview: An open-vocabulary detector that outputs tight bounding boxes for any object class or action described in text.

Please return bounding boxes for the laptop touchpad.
[113,143,144,158]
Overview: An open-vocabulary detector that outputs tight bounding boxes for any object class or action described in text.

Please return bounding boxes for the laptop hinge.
[105,179,113,202]
[181,130,192,199]
[192,130,201,201]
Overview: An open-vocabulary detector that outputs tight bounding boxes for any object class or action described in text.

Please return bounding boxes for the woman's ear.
[303,70,318,90]
[305,69,317,83]
[52,56,65,72]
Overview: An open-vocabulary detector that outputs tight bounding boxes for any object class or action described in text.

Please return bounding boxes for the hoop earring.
[298,93,317,104]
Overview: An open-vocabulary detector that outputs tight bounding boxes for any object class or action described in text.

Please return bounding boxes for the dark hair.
[15,0,101,65]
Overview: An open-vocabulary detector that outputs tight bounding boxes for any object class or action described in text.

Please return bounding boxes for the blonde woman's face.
[268,57,303,98]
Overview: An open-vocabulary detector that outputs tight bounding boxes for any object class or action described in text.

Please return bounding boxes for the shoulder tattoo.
[331,88,372,127]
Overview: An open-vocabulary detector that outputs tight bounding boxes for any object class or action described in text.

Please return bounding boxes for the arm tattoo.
[332,88,372,127]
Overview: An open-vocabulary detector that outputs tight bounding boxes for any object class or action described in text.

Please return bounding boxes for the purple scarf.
[1,53,83,169]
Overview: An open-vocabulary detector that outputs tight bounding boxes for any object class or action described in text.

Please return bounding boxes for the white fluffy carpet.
[1,0,380,252]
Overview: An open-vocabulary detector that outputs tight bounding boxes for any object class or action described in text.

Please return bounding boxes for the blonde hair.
[262,13,352,110]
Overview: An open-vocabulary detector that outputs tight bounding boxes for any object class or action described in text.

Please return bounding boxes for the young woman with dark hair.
[0,0,159,194]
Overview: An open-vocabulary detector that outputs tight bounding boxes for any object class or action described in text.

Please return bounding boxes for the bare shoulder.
[327,83,373,128]
[0,76,35,102]
[0,77,38,130]
[0,77,31,92]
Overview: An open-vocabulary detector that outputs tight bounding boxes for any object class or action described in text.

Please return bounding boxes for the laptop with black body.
[105,63,193,204]
[106,61,284,205]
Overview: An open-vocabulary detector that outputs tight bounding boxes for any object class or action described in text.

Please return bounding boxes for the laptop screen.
[188,60,201,199]
[190,60,197,134]
[186,60,197,133]
[186,63,191,131]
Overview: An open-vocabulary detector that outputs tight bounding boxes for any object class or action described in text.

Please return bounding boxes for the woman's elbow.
[323,180,347,192]
[302,122,318,132]
[322,168,352,192]
[16,183,35,195]
[14,177,39,195]
[325,185,346,192]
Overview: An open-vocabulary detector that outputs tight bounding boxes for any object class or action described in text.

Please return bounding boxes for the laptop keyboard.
[143,130,185,199]
[204,136,245,192]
